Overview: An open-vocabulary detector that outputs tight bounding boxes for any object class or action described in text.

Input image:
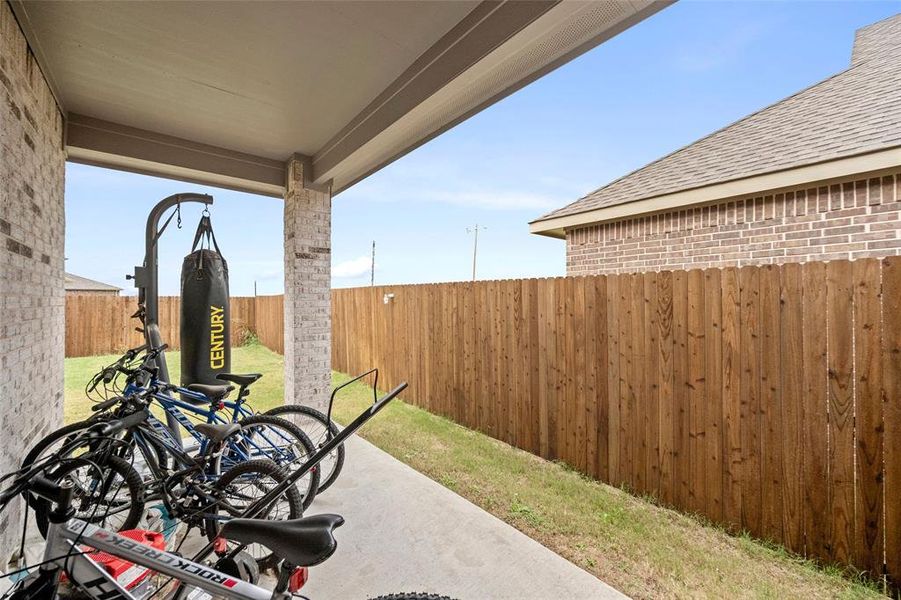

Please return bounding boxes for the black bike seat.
[195,422,241,444]
[216,373,263,387]
[220,514,345,567]
[185,383,234,402]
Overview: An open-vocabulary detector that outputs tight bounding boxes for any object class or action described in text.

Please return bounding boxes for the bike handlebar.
[0,409,149,510]
[98,408,149,436]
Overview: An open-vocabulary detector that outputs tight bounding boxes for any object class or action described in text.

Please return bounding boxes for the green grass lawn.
[65,344,886,599]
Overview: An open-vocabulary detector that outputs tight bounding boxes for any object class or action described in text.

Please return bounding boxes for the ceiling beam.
[312,0,559,185]
[66,114,286,197]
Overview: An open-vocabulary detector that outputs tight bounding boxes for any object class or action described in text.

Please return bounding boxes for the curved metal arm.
[132,193,213,444]
[138,193,213,321]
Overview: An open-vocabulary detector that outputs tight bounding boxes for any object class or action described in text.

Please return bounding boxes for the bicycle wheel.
[205,459,303,570]
[264,404,345,493]
[368,594,455,600]
[226,415,319,509]
[33,454,145,537]
[22,419,102,470]
[21,417,166,479]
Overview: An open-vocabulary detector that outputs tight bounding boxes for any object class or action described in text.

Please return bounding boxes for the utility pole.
[254,280,258,297]
[371,240,376,287]
[466,224,487,281]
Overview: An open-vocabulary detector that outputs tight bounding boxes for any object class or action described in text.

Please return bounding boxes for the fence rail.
[331,257,901,582]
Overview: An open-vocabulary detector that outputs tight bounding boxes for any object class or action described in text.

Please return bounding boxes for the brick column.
[0,2,66,557]
[283,155,331,411]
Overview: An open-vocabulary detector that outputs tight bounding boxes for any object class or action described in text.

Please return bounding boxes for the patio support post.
[283,155,332,411]
[0,2,66,555]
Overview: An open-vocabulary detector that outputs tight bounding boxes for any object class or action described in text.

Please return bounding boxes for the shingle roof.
[64,272,121,292]
[534,13,901,225]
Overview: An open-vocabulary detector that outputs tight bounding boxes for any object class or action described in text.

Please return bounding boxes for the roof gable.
[533,12,901,228]
[64,273,121,292]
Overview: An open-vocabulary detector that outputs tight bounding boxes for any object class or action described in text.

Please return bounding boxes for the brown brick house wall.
[566,170,901,275]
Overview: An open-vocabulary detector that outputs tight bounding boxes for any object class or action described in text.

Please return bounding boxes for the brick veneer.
[566,171,901,275]
[283,157,332,411]
[0,1,66,556]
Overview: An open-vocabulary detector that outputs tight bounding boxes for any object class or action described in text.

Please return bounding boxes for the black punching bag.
[180,215,230,387]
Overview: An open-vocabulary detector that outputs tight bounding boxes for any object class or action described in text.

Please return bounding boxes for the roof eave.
[530,146,901,238]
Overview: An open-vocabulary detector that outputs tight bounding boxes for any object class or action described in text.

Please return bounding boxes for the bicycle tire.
[21,419,102,472]
[33,454,145,537]
[21,417,168,479]
[229,414,319,509]
[264,404,346,493]
[205,459,303,570]
[367,594,455,600]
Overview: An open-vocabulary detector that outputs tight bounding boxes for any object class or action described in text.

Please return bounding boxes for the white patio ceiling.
[10,0,671,196]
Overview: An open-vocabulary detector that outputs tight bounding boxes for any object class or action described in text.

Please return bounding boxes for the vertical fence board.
[884,256,901,582]
[721,268,743,528]
[802,262,830,560]
[704,268,723,522]
[554,278,567,461]
[780,263,804,552]
[619,274,634,490]
[673,270,691,507]
[645,272,662,496]
[593,276,609,481]
[853,259,884,574]
[827,260,855,564]
[657,270,675,506]
[687,269,707,514]
[606,276,621,484]
[739,267,762,537]
[632,273,648,495]
[760,264,784,543]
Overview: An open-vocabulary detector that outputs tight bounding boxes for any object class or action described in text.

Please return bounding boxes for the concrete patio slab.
[301,436,626,600]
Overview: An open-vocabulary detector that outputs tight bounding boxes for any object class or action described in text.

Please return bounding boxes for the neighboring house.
[531,13,901,276]
[64,272,121,296]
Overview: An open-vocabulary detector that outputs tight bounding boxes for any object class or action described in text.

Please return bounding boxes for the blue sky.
[65,1,900,296]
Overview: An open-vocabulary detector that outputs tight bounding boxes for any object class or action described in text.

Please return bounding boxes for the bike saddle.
[220,514,344,567]
[194,422,241,444]
[185,383,234,402]
[216,373,263,387]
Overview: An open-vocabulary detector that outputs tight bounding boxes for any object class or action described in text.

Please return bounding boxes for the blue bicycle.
[23,346,320,513]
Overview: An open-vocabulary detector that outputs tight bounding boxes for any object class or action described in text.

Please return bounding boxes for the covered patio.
[0,0,668,555]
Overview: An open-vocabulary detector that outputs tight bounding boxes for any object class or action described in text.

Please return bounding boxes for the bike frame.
[30,518,274,600]
[124,383,253,447]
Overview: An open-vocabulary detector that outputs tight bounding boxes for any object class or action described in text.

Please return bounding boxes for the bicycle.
[89,344,344,496]
[26,390,304,568]
[1,381,452,600]
[24,346,320,509]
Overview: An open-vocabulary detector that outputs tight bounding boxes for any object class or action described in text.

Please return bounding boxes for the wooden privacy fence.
[65,295,280,357]
[332,257,901,582]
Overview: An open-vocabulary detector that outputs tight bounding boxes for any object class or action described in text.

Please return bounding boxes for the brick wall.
[283,157,332,412]
[566,171,901,275]
[0,0,66,557]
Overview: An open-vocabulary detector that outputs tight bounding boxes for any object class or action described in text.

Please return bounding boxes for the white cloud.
[333,255,374,278]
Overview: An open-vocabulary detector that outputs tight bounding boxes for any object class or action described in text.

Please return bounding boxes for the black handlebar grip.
[100,409,150,436]
[91,397,120,413]
[29,475,66,504]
